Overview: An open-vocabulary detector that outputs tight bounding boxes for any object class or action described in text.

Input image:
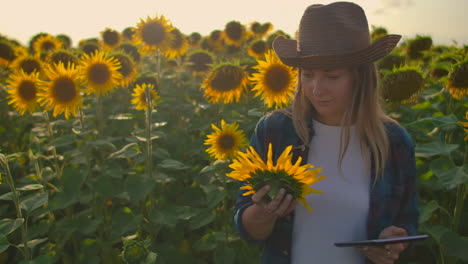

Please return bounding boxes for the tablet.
[334,234,429,247]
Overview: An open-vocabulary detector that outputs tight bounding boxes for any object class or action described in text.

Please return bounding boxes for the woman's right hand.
[242,185,297,240]
[251,185,297,219]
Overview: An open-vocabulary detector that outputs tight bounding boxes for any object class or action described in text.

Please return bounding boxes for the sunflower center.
[21,59,41,74]
[50,52,76,66]
[89,63,111,84]
[41,41,56,52]
[0,42,15,61]
[103,31,119,46]
[450,64,468,88]
[265,65,291,92]
[115,55,133,77]
[225,22,243,41]
[142,23,166,46]
[217,134,235,150]
[189,52,213,72]
[53,77,77,103]
[251,41,266,55]
[18,81,37,101]
[210,66,243,92]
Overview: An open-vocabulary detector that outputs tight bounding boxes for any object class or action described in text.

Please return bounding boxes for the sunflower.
[247,39,267,59]
[117,43,141,64]
[111,51,137,87]
[38,63,82,119]
[33,34,62,54]
[206,30,224,51]
[406,35,432,60]
[381,66,424,103]
[186,50,214,73]
[0,40,16,67]
[226,143,326,212]
[446,61,468,100]
[78,50,122,96]
[251,22,273,38]
[188,32,202,48]
[122,27,136,42]
[56,34,72,49]
[80,42,100,55]
[133,75,159,92]
[131,83,159,110]
[134,15,174,55]
[223,21,247,47]
[46,49,78,68]
[200,63,249,104]
[204,119,247,160]
[459,111,468,141]
[5,70,41,114]
[10,55,44,75]
[164,28,188,59]
[250,49,297,108]
[101,28,121,50]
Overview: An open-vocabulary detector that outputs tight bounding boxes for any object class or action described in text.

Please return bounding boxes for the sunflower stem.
[96,96,104,136]
[145,85,153,180]
[43,112,62,180]
[0,154,30,260]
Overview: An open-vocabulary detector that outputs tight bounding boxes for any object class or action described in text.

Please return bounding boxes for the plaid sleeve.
[394,130,419,236]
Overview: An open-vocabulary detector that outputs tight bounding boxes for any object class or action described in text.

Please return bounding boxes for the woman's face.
[300,68,354,126]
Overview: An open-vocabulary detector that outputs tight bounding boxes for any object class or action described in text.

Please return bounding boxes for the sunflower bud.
[377,53,405,71]
[381,67,424,103]
[446,61,468,99]
[122,240,149,264]
[406,35,432,60]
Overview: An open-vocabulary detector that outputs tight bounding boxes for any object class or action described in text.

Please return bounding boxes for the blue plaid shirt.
[233,111,419,264]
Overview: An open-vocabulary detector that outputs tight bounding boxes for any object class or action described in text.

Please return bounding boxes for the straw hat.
[272,2,401,69]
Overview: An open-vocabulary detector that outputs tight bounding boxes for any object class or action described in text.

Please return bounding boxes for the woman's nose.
[312,79,326,96]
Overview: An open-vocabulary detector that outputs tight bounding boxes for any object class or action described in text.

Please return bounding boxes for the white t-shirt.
[291,119,370,264]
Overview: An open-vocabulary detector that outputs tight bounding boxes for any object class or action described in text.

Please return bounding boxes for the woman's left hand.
[357,225,409,264]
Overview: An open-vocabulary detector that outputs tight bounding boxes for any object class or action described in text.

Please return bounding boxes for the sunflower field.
[0,14,467,264]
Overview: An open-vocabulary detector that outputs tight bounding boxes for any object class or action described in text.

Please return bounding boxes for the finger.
[283,200,298,216]
[379,226,408,238]
[366,246,398,264]
[265,188,286,212]
[251,185,270,204]
[275,194,293,216]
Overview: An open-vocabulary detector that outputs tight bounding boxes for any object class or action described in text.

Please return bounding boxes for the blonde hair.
[279,63,395,182]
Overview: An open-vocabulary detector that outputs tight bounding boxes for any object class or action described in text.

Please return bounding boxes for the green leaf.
[214,246,235,264]
[420,224,450,245]
[407,114,458,130]
[192,233,217,251]
[49,167,86,209]
[125,174,156,202]
[0,192,13,201]
[204,185,226,209]
[16,184,44,191]
[20,192,48,214]
[149,206,186,228]
[91,174,124,199]
[415,141,458,157]
[189,210,215,230]
[419,200,439,223]
[0,236,9,253]
[111,208,142,241]
[436,165,468,189]
[441,231,468,261]
[48,135,75,148]
[157,159,189,170]
[0,218,24,236]
[18,255,56,264]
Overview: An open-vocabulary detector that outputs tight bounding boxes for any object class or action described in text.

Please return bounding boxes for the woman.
[233,2,419,264]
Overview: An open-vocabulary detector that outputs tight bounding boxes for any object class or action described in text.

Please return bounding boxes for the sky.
[1,0,466,47]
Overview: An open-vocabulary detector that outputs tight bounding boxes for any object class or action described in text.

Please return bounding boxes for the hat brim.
[272,34,402,69]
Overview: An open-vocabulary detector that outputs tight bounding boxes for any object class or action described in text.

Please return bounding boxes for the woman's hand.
[357,226,409,264]
[251,185,297,218]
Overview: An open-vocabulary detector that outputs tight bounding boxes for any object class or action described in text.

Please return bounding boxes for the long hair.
[279,63,395,182]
